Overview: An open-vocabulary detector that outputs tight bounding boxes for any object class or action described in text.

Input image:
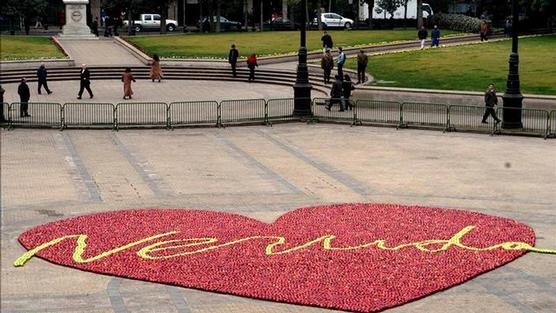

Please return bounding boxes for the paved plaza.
[1,122,555,313]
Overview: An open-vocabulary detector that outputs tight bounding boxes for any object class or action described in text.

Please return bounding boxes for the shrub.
[430,14,481,33]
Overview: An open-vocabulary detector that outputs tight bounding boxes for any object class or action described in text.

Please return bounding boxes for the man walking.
[320,50,334,84]
[337,47,346,79]
[91,17,99,37]
[0,85,6,123]
[37,64,52,95]
[321,31,333,53]
[77,64,94,99]
[480,20,489,42]
[431,25,441,48]
[228,44,239,77]
[326,75,344,112]
[418,26,428,49]
[342,75,355,110]
[482,83,501,124]
[356,50,368,84]
[18,78,31,117]
[246,54,258,82]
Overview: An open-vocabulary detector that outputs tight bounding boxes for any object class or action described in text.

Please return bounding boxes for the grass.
[345,34,556,95]
[126,29,461,59]
[0,36,66,60]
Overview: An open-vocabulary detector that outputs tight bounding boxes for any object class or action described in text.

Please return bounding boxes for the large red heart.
[16,204,536,312]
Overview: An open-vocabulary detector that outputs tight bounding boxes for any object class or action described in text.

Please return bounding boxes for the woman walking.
[122,68,136,100]
[247,54,258,82]
[150,54,163,82]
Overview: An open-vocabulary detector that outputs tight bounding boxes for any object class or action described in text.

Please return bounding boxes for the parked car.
[263,17,298,31]
[123,14,178,32]
[198,16,242,31]
[313,13,354,29]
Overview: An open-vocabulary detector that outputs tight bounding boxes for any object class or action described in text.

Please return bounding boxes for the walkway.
[58,37,143,66]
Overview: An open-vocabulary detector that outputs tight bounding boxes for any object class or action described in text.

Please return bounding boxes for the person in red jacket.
[246,54,258,82]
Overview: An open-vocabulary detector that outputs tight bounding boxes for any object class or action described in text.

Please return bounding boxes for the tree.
[375,0,402,20]
[417,0,423,28]
[0,0,48,34]
[361,0,375,28]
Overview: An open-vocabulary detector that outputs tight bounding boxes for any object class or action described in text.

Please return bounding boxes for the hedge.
[430,14,482,33]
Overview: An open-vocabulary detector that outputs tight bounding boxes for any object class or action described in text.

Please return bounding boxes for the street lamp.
[293,0,312,116]
[502,0,523,129]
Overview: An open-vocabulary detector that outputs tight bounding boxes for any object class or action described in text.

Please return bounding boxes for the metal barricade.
[169,101,219,128]
[63,103,115,129]
[266,98,306,124]
[312,97,356,124]
[549,111,556,138]
[401,102,449,130]
[355,100,401,127]
[8,102,63,129]
[219,99,266,126]
[448,105,495,134]
[494,107,550,138]
[115,102,168,130]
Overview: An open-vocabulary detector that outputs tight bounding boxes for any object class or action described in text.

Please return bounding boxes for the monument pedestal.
[59,0,98,40]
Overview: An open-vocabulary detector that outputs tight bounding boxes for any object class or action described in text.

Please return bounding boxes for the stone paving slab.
[1,124,555,313]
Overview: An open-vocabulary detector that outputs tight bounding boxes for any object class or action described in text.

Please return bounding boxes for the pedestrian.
[150,54,163,82]
[91,17,99,37]
[228,44,239,77]
[320,49,334,84]
[37,64,52,95]
[337,47,346,79]
[482,83,501,124]
[326,75,344,112]
[505,18,512,37]
[246,54,258,82]
[113,16,121,36]
[0,85,6,123]
[34,16,43,29]
[321,31,333,53]
[418,25,428,49]
[480,20,488,42]
[431,25,441,47]
[77,64,94,99]
[104,16,113,37]
[356,50,368,84]
[121,67,136,100]
[18,78,31,117]
[342,74,355,110]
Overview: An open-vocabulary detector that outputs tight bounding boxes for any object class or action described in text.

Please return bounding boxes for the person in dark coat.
[321,31,333,53]
[0,85,6,123]
[482,83,501,124]
[320,50,334,84]
[480,20,489,41]
[246,54,258,82]
[77,64,94,99]
[37,64,52,95]
[342,74,355,110]
[228,44,239,77]
[431,25,441,47]
[418,26,428,49]
[18,78,31,117]
[91,17,99,36]
[326,75,344,112]
[356,50,368,84]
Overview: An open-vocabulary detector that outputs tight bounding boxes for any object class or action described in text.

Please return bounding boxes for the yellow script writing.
[14,226,556,267]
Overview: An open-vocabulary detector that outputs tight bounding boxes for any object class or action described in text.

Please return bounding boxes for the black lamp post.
[502,0,523,129]
[293,0,312,116]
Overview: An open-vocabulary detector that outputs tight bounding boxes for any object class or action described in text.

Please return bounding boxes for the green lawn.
[345,35,556,95]
[126,29,461,59]
[0,36,66,60]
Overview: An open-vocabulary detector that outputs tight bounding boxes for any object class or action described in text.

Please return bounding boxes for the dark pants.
[327,98,343,111]
[78,81,93,98]
[482,107,500,122]
[231,62,237,77]
[431,38,440,47]
[357,65,366,83]
[323,69,331,83]
[38,79,51,94]
[337,64,344,79]
[0,102,6,122]
[20,101,29,116]
[248,66,255,81]
[480,32,488,41]
[343,97,353,110]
